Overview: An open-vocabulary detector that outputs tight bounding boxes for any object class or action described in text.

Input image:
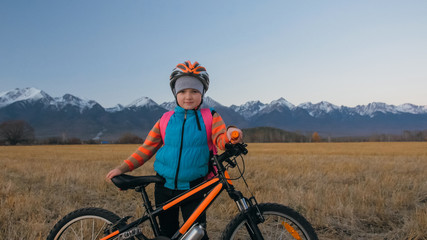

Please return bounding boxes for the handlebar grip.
[231,131,240,141]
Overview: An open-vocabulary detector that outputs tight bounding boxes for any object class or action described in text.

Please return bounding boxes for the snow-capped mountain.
[159,101,176,111]
[0,87,101,113]
[126,97,159,109]
[3,87,425,118]
[354,102,397,116]
[1,87,426,139]
[105,104,125,113]
[106,98,161,112]
[231,100,267,119]
[0,87,52,108]
[396,103,427,114]
[53,94,100,113]
[254,97,294,113]
[106,97,159,112]
[231,98,295,122]
[270,97,296,109]
[353,102,427,117]
[298,101,340,117]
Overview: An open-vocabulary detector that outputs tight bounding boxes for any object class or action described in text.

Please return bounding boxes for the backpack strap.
[201,108,218,180]
[159,111,174,143]
[200,108,217,155]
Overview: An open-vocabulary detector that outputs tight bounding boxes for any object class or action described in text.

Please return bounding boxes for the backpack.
[159,108,218,179]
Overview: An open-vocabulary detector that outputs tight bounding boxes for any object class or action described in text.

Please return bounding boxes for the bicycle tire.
[221,203,318,240]
[46,207,121,240]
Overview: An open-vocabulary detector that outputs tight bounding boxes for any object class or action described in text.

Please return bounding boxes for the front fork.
[218,155,264,239]
[231,191,265,240]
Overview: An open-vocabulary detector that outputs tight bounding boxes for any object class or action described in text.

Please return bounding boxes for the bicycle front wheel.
[47,207,121,240]
[222,203,318,240]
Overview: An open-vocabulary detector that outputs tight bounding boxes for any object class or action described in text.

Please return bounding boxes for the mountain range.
[1,87,426,140]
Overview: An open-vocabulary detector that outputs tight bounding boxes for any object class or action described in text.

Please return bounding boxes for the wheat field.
[0,142,426,240]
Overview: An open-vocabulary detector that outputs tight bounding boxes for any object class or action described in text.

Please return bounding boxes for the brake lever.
[238,143,248,155]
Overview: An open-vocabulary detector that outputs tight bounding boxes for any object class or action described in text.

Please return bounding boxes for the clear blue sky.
[1,1,426,108]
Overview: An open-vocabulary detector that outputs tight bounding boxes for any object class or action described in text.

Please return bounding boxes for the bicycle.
[47,142,318,240]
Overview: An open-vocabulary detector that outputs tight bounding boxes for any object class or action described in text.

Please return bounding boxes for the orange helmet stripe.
[176,61,206,74]
[176,63,189,73]
[186,61,194,69]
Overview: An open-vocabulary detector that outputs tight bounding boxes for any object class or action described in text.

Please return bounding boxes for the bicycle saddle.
[111,174,165,190]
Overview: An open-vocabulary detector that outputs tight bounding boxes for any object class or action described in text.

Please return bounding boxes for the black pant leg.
[155,183,180,238]
[155,177,209,240]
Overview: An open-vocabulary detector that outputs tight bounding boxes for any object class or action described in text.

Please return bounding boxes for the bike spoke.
[228,212,314,239]
[92,220,95,240]
[93,222,108,240]
[69,225,80,240]
[58,219,110,240]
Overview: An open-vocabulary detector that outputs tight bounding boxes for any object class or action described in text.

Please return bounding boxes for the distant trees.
[243,128,427,143]
[0,120,35,145]
[38,136,82,145]
[401,130,427,141]
[367,130,427,142]
[1,121,425,145]
[242,127,308,142]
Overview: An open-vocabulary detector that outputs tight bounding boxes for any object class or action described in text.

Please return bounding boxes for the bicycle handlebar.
[225,142,248,156]
[217,142,248,168]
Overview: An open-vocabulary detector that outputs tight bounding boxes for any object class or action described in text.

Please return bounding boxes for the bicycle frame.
[104,152,259,240]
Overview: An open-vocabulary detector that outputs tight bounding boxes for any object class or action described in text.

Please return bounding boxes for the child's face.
[176,88,202,110]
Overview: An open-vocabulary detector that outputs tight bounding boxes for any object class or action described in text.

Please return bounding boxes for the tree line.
[1,120,426,145]
[0,120,144,145]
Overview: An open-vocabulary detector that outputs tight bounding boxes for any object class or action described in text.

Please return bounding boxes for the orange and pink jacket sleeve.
[118,121,163,172]
[212,112,229,151]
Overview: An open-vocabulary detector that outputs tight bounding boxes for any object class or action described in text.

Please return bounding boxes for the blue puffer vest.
[154,106,210,190]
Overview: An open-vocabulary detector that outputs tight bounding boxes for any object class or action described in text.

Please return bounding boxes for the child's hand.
[105,168,124,182]
[227,127,243,144]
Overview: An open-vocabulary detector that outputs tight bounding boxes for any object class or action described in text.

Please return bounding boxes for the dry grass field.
[0,142,426,239]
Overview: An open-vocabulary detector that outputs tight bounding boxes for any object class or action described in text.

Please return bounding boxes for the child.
[106,61,242,239]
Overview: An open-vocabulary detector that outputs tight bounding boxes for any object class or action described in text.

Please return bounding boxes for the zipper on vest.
[174,110,187,189]
[194,109,201,131]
